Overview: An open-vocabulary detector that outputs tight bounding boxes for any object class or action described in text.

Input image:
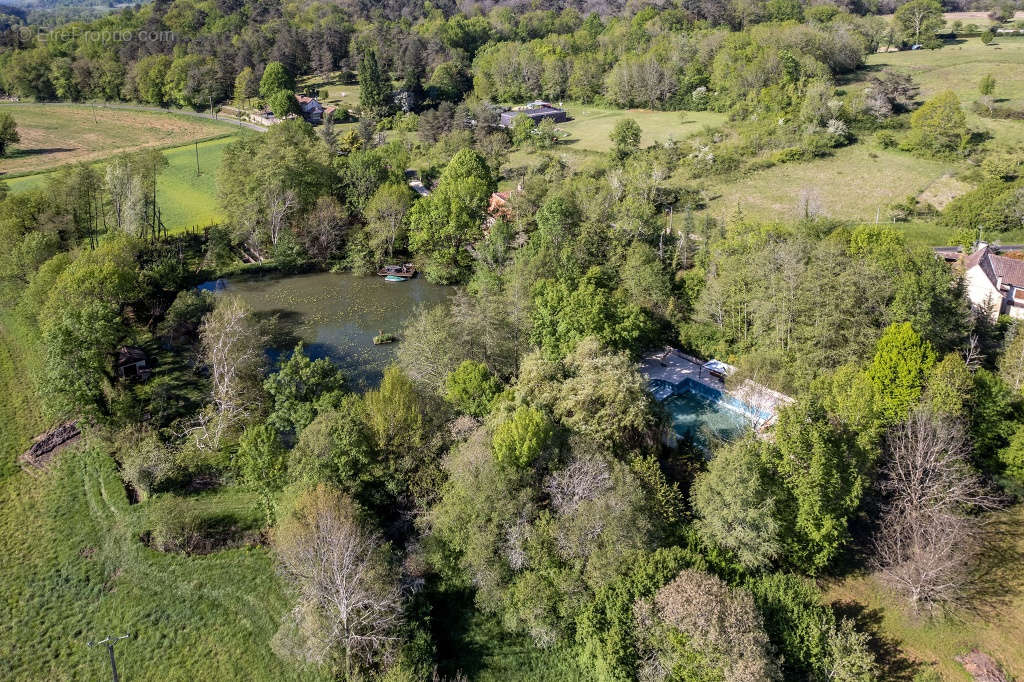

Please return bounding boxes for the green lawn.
[554,104,726,153]
[156,136,240,231]
[4,135,240,232]
[502,104,726,178]
[296,72,361,112]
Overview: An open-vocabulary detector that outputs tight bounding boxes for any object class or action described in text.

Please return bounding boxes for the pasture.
[0,314,321,681]
[702,146,955,224]
[0,104,237,176]
[4,135,241,232]
[860,38,1024,146]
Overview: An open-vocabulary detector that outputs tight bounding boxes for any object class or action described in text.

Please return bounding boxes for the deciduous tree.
[272,485,404,676]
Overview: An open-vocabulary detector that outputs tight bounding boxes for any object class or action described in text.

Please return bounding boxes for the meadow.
[0,313,325,681]
[861,36,1024,146]
[689,37,1024,246]
[503,104,726,179]
[4,135,242,232]
[0,104,238,176]
[554,104,726,152]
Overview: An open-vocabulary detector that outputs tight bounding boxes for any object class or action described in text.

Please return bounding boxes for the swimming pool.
[663,391,750,447]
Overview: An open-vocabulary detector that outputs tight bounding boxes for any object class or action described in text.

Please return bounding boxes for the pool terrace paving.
[640,348,793,430]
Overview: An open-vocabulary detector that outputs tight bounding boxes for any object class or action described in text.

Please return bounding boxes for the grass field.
[860,38,1024,146]
[703,145,957,224]
[502,104,726,179]
[296,72,362,113]
[690,39,1024,244]
[0,314,324,681]
[823,507,1024,681]
[555,104,726,152]
[0,104,238,176]
[4,136,241,232]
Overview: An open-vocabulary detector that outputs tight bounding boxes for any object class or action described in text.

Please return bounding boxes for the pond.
[202,272,452,389]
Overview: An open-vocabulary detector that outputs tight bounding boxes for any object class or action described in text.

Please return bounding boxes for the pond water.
[663,391,750,449]
[204,272,451,389]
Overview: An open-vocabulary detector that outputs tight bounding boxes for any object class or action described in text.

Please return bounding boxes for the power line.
[88,633,130,682]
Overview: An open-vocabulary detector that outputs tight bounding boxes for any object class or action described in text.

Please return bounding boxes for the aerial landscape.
[2,0,1024,679]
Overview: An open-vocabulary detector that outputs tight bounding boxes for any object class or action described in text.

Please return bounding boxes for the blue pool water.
[663,391,750,448]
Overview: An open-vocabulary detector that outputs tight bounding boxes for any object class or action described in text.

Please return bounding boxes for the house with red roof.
[963,243,1024,320]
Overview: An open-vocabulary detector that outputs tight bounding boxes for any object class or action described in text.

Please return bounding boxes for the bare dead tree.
[962,333,984,372]
[191,296,266,450]
[266,185,298,247]
[298,196,348,265]
[873,410,1001,614]
[542,455,612,515]
[273,486,405,678]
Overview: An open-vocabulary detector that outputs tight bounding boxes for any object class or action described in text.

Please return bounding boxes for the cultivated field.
[0,104,237,176]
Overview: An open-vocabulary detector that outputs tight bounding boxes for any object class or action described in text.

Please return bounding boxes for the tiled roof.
[966,246,1024,290]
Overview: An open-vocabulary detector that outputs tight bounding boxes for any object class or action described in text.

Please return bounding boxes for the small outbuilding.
[115,346,151,381]
[499,101,568,128]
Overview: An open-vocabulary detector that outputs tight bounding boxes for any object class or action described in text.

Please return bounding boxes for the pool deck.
[640,348,726,391]
[640,347,793,430]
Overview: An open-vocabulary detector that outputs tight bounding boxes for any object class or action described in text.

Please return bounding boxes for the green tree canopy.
[903,91,969,157]
[691,438,781,570]
[445,360,501,417]
[867,322,936,423]
[263,342,346,436]
[358,50,393,118]
[0,112,19,157]
[492,405,553,468]
[259,61,293,98]
[609,118,642,160]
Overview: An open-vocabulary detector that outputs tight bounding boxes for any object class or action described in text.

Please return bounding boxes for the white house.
[296,95,336,124]
[963,243,1024,320]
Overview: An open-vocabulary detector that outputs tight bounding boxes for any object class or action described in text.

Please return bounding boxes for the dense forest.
[2,0,1024,679]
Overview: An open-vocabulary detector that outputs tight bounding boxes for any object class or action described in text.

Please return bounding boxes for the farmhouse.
[499,101,568,128]
[296,95,337,124]
[962,243,1024,320]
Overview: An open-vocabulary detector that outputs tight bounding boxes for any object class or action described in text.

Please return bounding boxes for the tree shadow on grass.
[961,511,1024,617]
[7,146,77,159]
[831,600,922,681]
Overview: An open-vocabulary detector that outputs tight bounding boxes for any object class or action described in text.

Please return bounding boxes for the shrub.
[874,130,898,149]
[148,497,201,552]
[940,180,1024,233]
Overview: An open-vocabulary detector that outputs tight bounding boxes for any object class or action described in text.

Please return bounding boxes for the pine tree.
[359,51,393,118]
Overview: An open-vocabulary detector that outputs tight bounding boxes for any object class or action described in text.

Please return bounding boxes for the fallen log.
[19,420,82,470]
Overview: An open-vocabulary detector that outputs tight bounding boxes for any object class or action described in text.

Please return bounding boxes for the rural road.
[0,100,269,133]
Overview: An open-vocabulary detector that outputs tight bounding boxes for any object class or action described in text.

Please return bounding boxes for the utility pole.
[88,633,130,682]
[195,140,200,177]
